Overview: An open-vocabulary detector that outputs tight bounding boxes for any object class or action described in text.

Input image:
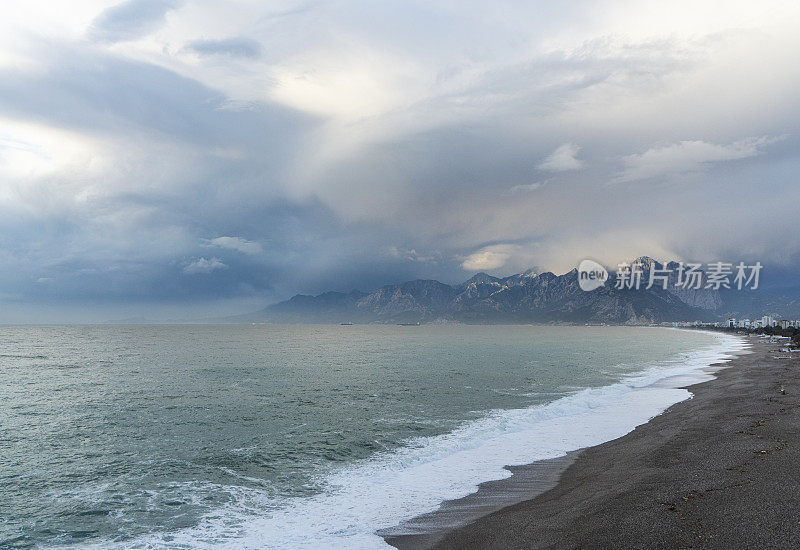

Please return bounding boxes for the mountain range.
[228,257,799,325]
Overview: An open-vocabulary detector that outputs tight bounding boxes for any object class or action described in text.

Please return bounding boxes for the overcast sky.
[1,0,799,321]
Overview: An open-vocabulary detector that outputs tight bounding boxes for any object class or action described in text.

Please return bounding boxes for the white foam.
[111,331,748,550]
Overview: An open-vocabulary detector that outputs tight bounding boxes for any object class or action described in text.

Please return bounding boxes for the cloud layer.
[0,0,799,321]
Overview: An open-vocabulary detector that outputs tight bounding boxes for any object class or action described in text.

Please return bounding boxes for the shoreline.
[380,452,581,549]
[415,338,800,549]
[383,330,746,549]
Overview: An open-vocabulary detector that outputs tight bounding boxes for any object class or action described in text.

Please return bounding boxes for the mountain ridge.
[228,257,797,324]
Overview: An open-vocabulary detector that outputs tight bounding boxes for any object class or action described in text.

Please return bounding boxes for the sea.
[0,325,745,549]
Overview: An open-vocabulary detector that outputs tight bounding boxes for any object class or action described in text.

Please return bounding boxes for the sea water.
[0,325,745,548]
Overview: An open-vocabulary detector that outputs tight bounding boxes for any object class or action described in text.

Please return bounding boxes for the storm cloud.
[0,0,799,321]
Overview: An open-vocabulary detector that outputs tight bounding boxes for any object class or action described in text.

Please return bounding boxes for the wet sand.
[380,452,580,549]
[388,339,800,549]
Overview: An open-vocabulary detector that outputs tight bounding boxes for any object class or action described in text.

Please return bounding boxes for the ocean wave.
[85,331,747,550]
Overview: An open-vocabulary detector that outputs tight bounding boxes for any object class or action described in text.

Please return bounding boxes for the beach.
[389,339,800,549]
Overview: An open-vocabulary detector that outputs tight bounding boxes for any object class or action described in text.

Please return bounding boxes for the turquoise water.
[0,325,737,548]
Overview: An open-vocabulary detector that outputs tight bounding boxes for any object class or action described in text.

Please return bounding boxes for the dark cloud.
[0,41,314,150]
[183,37,263,59]
[88,0,183,43]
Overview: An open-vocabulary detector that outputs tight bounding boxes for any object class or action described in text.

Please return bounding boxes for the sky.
[1,0,799,322]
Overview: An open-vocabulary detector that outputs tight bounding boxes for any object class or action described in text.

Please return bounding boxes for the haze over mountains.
[232,258,797,325]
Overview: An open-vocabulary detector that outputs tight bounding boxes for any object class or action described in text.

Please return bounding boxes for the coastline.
[401,338,800,549]
[381,452,581,549]
[383,330,747,549]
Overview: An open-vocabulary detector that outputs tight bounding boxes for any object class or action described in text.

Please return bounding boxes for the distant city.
[667,315,799,330]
